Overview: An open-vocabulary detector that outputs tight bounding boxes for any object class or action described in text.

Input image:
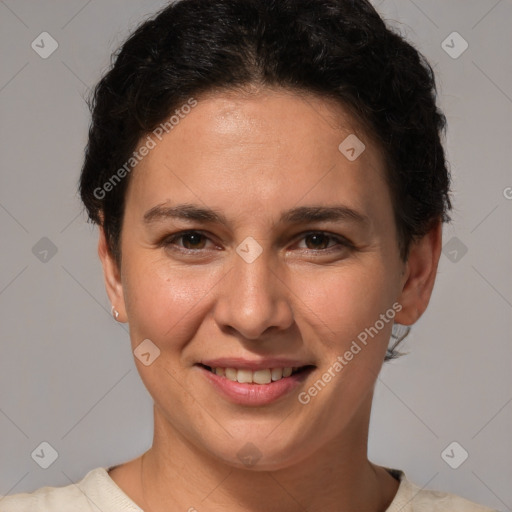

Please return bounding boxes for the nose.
[213,245,294,340]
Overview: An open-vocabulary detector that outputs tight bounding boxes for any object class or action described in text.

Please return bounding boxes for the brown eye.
[304,233,332,250]
[294,231,354,254]
[162,231,213,251]
[177,232,207,250]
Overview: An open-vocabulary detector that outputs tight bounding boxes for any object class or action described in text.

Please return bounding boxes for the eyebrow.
[143,203,369,227]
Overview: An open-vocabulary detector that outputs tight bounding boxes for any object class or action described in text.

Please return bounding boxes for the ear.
[98,225,127,322]
[394,220,443,326]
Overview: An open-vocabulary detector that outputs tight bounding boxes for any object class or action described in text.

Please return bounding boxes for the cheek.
[121,257,218,408]
[122,253,222,350]
[293,263,398,426]
[293,261,395,347]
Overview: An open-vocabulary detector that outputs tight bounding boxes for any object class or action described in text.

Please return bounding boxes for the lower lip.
[198,366,314,406]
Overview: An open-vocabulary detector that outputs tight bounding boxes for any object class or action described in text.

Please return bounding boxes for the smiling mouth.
[198,364,315,385]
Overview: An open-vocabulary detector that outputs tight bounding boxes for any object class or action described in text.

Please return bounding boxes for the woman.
[0,0,498,510]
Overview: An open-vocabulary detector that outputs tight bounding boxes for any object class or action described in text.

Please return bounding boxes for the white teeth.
[253,369,272,384]
[271,368,283,381]
[236,369,253,384]
[225,368,238,381]
[210,366,297,384]
[282,367,293,377]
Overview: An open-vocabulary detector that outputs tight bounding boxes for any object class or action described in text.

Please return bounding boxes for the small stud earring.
[111,306,120,320]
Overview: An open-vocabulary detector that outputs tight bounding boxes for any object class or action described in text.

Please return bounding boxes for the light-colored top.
[0,466,498,511]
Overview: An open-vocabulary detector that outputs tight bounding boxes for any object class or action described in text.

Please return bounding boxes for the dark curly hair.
[79,0,452,359]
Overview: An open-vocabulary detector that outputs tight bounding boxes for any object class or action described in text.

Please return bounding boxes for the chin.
[198,430,314,472]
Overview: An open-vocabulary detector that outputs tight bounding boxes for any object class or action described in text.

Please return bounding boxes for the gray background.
[0,0,510,509]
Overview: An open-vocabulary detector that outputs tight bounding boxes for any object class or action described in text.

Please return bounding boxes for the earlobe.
[394,220,443,326]
[98,226,127,322]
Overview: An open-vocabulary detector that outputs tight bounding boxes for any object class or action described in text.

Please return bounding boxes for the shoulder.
[386,468,499,512]
[0,467,143,512]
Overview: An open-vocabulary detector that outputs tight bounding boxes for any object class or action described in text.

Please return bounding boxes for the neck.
[138,400,399,512]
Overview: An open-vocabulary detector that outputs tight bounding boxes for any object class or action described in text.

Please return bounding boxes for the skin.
[98,87,442,512]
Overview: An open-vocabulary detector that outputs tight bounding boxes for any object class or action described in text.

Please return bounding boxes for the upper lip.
[199,358,314,371]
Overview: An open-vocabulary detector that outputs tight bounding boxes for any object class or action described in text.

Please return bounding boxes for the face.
[99,88,440,470]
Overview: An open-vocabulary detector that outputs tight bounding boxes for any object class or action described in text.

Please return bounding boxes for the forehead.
[125,88,391,227]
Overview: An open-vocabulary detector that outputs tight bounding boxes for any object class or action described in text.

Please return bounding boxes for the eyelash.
[159,230,354,255]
